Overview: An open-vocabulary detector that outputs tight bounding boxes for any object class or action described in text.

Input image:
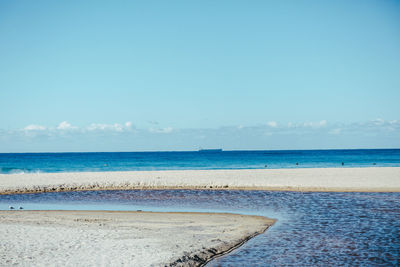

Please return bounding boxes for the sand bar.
[1,167,400,194]
[0,210,274,266]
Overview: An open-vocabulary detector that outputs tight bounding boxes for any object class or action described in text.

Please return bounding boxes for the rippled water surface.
[1,190,399,266]
[1,149,400,173]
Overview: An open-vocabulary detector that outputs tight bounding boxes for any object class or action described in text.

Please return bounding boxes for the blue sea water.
[1,149,400,174]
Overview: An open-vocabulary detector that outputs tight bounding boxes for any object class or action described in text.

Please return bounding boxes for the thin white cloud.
[87,123,125,132]
[5,119,399,152]
[162,127,173,133]
[85,122,135,132]
[301,120,327,128]
[22,121,136,135]
[24,124,46,131]
[17,119,399,138]
[371,118,385,126]
[319,120,327,127]
[57,121,77,130]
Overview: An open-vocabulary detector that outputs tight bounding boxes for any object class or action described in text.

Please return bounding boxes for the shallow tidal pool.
[1,190,399,266]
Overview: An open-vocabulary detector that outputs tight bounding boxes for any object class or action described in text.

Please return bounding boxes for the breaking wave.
[0,167,42,174]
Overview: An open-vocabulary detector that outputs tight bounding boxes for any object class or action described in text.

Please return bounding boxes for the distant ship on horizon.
[198,148,223,152]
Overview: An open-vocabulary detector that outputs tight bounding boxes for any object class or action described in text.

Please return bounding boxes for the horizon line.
[1,147,399,154]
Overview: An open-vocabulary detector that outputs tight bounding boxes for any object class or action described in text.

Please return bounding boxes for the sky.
[0,0,399,152]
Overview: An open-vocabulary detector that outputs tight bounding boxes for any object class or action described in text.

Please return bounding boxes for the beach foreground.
[0,210,274,266]
[1,167,399,194]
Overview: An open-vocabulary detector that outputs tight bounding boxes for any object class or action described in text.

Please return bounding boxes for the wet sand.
[0,167,399,194]
[0,210,274,266]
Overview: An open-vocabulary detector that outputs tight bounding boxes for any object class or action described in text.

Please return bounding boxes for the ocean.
[1,149,400,265]
[1,149,400,174]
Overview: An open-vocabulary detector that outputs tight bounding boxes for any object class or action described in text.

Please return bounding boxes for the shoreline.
[2,186,400,195]
[0,210,274,266]
[1,167,399,194]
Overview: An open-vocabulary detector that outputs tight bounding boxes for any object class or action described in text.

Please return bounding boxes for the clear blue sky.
[0,0,399,152]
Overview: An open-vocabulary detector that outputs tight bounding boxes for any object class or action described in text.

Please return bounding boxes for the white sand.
[0,167,399,194]
[0,210,274,267]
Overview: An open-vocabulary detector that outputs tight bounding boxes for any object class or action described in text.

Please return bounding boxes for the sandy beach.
[0,210,274,266]
[0,167,399,194]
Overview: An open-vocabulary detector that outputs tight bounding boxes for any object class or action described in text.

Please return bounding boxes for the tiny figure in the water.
[9,206,14,210]
[265,164,268,168]
[342,162,344,166]
[296,162,299,166]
